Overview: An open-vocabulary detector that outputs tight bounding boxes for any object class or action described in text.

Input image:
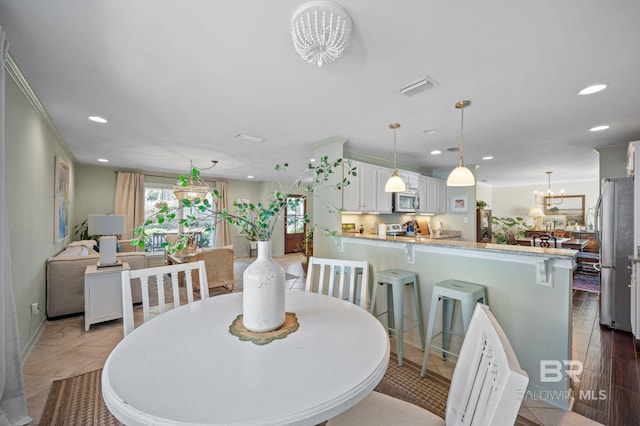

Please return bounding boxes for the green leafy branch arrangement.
[132,156,356,252]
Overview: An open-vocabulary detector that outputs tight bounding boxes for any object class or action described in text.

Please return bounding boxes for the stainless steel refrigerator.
[596,177,634,332]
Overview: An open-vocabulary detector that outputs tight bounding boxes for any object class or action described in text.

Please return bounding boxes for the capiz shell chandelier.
[291,1,352,67]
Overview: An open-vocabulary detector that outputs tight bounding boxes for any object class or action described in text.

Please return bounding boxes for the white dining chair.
[327,303,529,426]
[304,257,369,309]
[121,260,209,336]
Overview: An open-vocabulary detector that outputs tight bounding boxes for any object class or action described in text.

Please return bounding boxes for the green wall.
[5,72,76,357]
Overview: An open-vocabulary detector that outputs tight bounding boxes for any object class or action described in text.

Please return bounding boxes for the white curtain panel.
[0,28,31,426]
[214,181,231,247]
[114,172,145,240]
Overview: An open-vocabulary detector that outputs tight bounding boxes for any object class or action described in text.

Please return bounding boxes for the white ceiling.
[2,0,640,187]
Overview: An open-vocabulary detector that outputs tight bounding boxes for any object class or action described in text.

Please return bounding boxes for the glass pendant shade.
[385,172,406,192]
[384,122,406,192]
[447,100,475,187]
[446,164,475,186]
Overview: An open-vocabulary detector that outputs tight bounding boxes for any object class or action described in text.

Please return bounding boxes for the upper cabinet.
[343,161,392,213]
[343,160,443,215]
[376,168,393,213]
[418,175,446,214]
[398,170,419,191]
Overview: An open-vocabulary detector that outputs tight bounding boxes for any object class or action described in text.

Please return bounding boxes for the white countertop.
[340,232,578,260]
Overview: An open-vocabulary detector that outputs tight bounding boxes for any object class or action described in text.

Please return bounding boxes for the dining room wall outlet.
[30,302,40,315]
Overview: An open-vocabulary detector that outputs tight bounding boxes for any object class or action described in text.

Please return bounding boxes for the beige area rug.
[40,354,538,425]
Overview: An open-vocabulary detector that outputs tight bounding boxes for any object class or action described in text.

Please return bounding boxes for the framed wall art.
[450,195,469,213]
[54,156,70,242]
[544,194,585,225]
[542,215,567,232]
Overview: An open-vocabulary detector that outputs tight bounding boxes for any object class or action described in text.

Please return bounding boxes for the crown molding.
[4,52,75,160]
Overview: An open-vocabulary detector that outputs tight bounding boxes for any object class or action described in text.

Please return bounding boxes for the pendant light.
[446,100,476,187]
[385,123,407,192]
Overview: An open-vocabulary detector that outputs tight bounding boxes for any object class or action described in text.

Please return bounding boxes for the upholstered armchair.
[187,247,235,293]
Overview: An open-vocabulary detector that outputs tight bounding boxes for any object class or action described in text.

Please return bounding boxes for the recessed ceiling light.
[247,175,254,179]
[424,129,439,135]
[482,156,493,160]
[578,84,607,95]
[88,115,107,123]
[235,133,265,143]
[97,158,109,163]
[309,158,315,163]
[430,150,442,155]
[590,125,610,132]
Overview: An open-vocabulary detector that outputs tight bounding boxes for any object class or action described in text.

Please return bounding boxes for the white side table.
[84,263,130,331]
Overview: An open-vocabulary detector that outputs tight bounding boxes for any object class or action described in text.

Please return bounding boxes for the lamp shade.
[385,173,407,192]
[528,208,545,217]
[446,165,475,187]
[88,214,126,235]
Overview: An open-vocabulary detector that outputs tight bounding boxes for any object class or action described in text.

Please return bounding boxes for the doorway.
[285,196,306,254]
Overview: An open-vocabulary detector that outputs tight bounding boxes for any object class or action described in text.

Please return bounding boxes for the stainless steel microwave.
[392,191,419,212]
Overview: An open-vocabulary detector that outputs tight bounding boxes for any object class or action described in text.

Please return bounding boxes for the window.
[144,184,215,251]
[285,196,306,254]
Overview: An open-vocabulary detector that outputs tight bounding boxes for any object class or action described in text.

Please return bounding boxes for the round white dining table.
[102,290,390,426]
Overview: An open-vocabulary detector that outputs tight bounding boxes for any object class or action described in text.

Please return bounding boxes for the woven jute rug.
[41,353,538,425]
[40,369,118,426]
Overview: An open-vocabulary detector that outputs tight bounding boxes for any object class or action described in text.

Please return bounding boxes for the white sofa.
[46,241,146,318]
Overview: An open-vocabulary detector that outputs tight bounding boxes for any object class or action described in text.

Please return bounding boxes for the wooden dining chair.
[554,229,572,239]
[327,304,529,426]
[304,257,370,309]
[532,233,557,248]
[121,260,209,336]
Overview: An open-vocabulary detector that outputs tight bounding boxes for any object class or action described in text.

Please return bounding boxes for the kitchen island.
[330,232,579,410]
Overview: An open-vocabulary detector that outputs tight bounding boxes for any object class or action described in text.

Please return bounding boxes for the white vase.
[242,240,286,332]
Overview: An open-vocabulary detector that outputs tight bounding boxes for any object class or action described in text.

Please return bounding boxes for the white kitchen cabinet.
[418,176,445,214]
[376,168,393,213]
[418,176,427,213]
[360,165,378,211]
[343,161,388,213]
[435,178,446,214]
[342,160,362,212]
[398,170,419,191]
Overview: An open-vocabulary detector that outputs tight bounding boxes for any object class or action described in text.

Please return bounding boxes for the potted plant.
[491,216,528,244]
[132,156,355,332]
[296,229,314,276]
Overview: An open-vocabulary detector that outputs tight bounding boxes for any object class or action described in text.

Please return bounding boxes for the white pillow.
[57,246,90,256]
[67,240,97,249]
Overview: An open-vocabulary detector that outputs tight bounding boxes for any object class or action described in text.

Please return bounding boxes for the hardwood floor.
[571,287,640,424]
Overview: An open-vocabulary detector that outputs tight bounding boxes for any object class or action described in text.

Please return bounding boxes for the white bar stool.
[420,279,486,377]
[370,269,425,366]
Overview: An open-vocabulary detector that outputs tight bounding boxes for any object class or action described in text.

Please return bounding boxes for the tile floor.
[21,254,602,425]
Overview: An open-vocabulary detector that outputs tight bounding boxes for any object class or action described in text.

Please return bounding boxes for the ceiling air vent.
[446,147,460,152]
[235,133,265,143]
[399,76,439,96]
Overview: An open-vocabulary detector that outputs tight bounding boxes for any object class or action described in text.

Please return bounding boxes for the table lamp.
[88,214,126,267]
[528,208,545,231]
